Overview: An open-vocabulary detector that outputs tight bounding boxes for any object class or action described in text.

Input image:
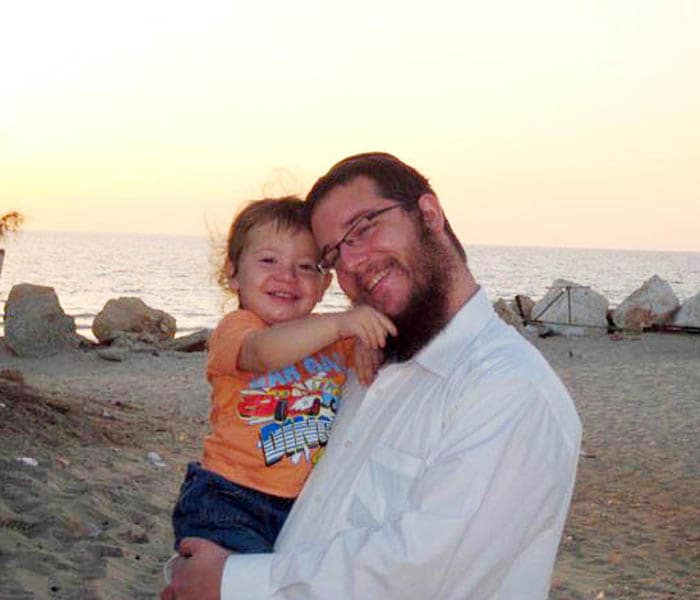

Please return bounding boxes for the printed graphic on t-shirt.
[237,351,346,466]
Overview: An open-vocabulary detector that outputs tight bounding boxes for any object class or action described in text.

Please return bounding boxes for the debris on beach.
[147,451,166,467]
[0,368,25,384]
[96,347,128,362]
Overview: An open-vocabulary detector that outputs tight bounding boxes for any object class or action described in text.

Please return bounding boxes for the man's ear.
[417,193,445,233]
[225,259,239,292]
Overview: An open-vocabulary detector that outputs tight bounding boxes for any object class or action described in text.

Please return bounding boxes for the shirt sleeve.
[207,310,266,380]
[220,379,581,599]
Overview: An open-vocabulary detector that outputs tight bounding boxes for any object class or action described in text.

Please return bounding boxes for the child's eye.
[260,256,277,265]
[297,262,317,273]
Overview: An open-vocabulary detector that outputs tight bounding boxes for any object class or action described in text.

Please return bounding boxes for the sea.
[1,231,698,340]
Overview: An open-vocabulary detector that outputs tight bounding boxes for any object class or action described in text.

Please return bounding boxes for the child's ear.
[318,271,332,301]
[225,259,239,292]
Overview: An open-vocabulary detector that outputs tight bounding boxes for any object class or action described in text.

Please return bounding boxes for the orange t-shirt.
[201,310,353,498]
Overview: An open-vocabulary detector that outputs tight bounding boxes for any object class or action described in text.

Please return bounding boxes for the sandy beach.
[1,331,698,599]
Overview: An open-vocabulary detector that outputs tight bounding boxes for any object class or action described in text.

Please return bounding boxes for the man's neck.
[444,267,480,322]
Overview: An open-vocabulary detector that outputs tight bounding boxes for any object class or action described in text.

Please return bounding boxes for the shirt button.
[344,440,352,449]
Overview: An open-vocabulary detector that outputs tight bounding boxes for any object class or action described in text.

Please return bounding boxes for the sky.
[1,0,699,251]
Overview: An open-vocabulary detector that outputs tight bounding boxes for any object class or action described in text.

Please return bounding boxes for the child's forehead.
[247,221,318,247]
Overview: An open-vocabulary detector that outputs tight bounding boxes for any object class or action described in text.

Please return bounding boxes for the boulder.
[531,279,608,336]
[514,295,535,322]
[92,297,176,344]
[612,275,679,331]
[3,283,80,357]
[493,299,525,331]
[672,291,700,328]
[163,328,212,352]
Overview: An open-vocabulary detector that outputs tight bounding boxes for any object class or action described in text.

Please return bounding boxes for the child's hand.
[353,341,384,385]
[336,305,397,350]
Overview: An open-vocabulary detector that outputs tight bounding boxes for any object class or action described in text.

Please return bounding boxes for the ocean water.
[1,231,698,339]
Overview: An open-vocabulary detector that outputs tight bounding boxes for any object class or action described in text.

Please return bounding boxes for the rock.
[92,297,176,344]
[163,328,212,352]
[493,299,524,331]
[514,295,535,322]
[612,275,680,331]
[3,283,80,357]
[96,346,128,362]
[531,279,609,336]
[147,451,166,467]
[673,291,700,328]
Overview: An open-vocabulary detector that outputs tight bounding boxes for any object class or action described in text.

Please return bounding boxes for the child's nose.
[275,263,297,280]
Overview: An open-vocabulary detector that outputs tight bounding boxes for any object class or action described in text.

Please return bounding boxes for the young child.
[170,196,395,556]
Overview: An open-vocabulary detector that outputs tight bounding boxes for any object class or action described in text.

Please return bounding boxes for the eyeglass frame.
[316,203,405,273]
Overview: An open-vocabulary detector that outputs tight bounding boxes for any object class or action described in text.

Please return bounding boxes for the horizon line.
[6,227,700,255]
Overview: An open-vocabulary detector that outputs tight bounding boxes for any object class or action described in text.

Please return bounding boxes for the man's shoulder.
[447,316,544,379]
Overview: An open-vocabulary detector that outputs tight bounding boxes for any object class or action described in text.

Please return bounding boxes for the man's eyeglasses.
[317,203,404,273]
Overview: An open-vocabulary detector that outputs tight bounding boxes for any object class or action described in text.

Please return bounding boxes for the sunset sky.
[2,1,699,251]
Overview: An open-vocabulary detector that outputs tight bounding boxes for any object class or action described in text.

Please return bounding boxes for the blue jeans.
[171,462,295,553]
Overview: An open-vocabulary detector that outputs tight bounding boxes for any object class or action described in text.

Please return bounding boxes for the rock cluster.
[492,275,698,338]
[1,284,211,360]
[1,274,698,354]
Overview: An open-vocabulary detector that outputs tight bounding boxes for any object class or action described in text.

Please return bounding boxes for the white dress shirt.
[222,289,582,599]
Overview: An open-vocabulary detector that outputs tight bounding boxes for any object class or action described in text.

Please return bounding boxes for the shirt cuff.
[221,553,273,600]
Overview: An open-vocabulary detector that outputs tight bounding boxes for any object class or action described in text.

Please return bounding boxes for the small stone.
[16,456,38,467]
[147,451,166,467]
[96,347,128,362]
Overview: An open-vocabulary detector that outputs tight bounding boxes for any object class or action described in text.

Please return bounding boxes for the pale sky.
[1,0,699,251]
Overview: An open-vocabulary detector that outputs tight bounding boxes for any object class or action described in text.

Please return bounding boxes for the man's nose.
[337,242,368,273]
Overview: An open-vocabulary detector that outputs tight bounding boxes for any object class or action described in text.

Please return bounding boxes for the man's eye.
[347,219,374,243]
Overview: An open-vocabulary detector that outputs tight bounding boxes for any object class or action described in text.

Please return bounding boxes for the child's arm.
[353,341,384,386]
[238,305,396,373]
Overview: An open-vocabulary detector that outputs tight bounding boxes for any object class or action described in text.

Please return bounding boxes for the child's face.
[229,222,330,325]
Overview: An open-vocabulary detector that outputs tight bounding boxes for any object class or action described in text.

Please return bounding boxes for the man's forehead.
[311,176,384,228]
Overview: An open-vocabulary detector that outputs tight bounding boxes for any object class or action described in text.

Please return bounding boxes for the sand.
[0,332,698,599]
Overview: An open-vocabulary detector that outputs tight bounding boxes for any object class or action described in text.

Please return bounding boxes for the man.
[162,152,581,599]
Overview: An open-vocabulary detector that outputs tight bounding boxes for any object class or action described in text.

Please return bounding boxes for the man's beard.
[381,228,452,362]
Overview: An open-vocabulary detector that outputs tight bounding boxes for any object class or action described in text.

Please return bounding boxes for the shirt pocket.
[348,443,425,528]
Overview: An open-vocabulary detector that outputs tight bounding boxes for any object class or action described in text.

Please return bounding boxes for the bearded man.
[162,153,581,600]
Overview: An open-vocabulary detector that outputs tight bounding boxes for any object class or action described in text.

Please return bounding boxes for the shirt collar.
[413,287,494,378]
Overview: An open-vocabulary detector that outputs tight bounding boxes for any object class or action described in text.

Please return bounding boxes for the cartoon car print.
[237,372,342,422]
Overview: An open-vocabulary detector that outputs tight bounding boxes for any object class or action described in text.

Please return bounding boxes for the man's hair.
[218,196,310,292]
[305,152,466,262]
